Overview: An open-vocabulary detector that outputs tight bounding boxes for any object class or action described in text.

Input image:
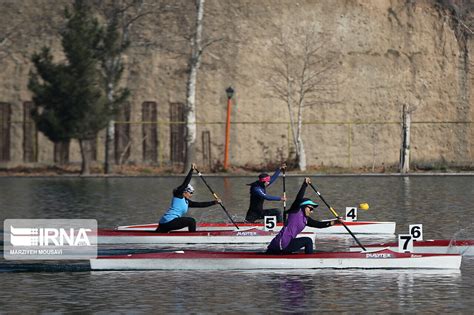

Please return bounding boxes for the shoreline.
[1,171,473,178]
[1,164,473,177]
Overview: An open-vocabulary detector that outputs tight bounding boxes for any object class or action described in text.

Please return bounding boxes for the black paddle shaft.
[282,168,287,223]
[309,183,366,251]
[194,168,240,230]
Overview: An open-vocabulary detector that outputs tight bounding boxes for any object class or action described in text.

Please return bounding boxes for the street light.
[226,86,234,99]
[223,86,234,170]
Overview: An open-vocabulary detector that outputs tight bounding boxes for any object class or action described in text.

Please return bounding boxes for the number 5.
[264,216,277,231]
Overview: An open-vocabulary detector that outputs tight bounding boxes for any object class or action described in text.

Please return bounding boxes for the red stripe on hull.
[363,239,474,248]
[98,228,281,237]
[118,220,386,229]
[97,249,457,260]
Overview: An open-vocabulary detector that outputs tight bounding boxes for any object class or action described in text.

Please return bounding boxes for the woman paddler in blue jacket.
[156,164,220,233]
[266,177,340,254]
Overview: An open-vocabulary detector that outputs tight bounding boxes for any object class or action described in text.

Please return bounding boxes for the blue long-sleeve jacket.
[159,168,216,224]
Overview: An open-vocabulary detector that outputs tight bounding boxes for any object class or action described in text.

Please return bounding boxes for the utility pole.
[223,86,234,170]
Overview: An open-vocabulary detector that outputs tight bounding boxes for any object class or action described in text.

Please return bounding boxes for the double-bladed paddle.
[194,167,240,230]
[309,181,366,251]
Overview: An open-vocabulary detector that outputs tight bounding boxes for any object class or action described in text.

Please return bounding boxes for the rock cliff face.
[0,0,472,170]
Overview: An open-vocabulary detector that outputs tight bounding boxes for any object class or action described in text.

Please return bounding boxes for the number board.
[264,216,277,231]
[409,224,423,241]
[345,207,357,222]
[398,234,414,253]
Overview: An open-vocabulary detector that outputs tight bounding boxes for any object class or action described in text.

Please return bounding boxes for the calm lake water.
[0,175,473,313]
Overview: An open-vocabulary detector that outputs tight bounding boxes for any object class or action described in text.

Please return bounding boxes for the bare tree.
[439,0,474,35]
[93,0,157,174]
[0,6,33,61]
[0,2,64,61]
[183,0,225,172]
[0,20,20,61]
[182,0,205,172]
[95,0,220,172]
[267,26,340,171]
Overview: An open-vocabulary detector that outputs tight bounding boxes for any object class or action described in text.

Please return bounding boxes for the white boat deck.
[90,249,462,270]
[116,220,396,234]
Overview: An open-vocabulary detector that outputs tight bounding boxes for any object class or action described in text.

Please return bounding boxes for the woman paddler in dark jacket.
[156,163,220,233]
[266,177,340,254]
[245,163,287,223]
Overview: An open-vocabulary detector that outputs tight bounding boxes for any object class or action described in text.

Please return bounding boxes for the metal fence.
[2,118,473,169]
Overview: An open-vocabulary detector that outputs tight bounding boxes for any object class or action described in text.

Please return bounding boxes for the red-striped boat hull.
[97,228,311,244]
[350,239,474,255]
[90,249,462,270]
[116,220,395,234]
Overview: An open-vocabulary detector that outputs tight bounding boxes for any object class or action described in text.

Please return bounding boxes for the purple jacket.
[267,181,332,252]
[268,209,307,250]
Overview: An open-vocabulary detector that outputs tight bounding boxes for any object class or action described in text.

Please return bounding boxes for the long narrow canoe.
[97,228,295,244]
[350,240,474,256]
[89,249,461,270]
[116,220,396,234]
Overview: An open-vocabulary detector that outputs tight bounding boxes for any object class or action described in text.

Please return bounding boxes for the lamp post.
[223,86,234,170]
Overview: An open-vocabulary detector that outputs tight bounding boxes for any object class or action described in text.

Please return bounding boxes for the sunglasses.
[186,191,194,195]
[307,206,314,212]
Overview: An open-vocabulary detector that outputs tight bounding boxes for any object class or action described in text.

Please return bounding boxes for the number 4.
[345,207,357,222]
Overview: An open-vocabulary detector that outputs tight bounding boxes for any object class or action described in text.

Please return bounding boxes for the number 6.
[409,224,423,241]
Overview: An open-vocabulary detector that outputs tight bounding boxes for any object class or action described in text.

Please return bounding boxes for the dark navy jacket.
[245,168,281,221]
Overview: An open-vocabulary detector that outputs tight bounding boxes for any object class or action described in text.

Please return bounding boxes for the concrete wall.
[0,0,472,170]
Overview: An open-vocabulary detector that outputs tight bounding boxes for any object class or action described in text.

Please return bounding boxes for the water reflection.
[402,176,411,209]
[278,275,306,311]
[0,264,467,313]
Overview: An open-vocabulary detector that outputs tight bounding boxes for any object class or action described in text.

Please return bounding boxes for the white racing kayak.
[90,248,461,270]
[116,220,396,235]
[350,240,474,256]
[97,228,301,244]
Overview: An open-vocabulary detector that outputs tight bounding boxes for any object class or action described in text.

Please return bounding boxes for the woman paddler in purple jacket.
[266,177,340,254]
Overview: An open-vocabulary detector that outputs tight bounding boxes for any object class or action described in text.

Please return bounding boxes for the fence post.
[400,104,411,173]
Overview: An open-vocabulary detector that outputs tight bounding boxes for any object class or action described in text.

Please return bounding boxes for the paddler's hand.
[280,162,287,170]
[215,198,222,204]
[191,163,196,171]
[331,217,343,225]
[305,177,311,184]
[280,196,287,202]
